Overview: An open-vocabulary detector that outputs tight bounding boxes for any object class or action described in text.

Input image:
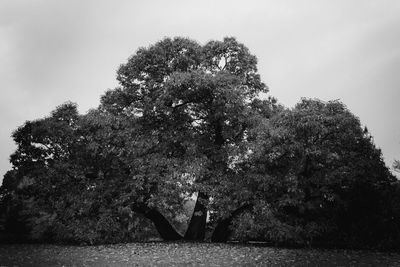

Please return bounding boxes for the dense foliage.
[225,99,399,248]
[1,37,399,248]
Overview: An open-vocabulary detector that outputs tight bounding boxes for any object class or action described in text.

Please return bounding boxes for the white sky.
[1,0,400,182]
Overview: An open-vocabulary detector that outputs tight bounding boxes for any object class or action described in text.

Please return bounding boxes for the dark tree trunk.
[211,204,253,242]
[182,120,223,241]
[184,192,208,241]
[132,205,183,241]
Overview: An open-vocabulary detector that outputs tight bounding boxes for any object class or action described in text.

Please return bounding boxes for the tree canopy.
[1,37,399,248]
[222,99,398,246]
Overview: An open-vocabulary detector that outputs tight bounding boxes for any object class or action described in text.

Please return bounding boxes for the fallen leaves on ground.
[1,242,400,266]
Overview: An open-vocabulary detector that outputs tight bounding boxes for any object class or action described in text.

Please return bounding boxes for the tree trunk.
[132,205,183,241]
[183,120,222,241]
[211,204,252,242]
[184,192,208,241]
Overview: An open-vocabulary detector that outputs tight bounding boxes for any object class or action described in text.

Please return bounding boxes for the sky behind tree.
[1,0,400,182]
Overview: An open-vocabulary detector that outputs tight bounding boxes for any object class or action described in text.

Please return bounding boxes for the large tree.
[2,38,398,247]
[99,36,269,240]
[1,37,271,242]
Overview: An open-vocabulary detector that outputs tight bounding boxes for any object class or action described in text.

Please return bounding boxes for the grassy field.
[1,242,400,266]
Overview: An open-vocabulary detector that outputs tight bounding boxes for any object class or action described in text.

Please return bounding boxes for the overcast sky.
[1,0,400,182]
